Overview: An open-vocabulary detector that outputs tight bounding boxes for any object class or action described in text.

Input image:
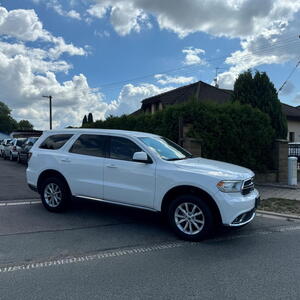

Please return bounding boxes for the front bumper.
[213,188,260,226]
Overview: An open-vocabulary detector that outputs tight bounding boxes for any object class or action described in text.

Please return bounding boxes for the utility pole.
[213,67,225,88]
[42,95,52,130]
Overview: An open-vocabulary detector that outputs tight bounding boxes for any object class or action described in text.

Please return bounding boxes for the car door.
[103,136,156,209]
[62,134,108,199]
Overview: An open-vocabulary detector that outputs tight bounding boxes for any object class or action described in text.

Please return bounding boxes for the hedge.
[84,101,275,171]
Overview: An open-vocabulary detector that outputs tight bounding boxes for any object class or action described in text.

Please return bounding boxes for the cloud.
[87,1,151,36]
[47,0,81,20]
[155,74,195,85]
[0,6,47,41]
[182,47,206,65]
[107,83,173,116]
[0,6,97,129]
[87,0,300,39]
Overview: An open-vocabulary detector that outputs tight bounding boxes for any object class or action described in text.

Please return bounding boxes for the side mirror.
[132,151,150,163]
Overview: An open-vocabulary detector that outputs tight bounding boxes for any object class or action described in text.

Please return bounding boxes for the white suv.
[26,129,260,241]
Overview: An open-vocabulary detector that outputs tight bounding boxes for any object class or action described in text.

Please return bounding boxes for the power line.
[278,59,300,93]
[97,38,300,90]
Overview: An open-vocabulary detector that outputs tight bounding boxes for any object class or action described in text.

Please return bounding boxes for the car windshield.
[139,136,192,161]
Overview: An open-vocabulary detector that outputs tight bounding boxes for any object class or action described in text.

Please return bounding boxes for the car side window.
[69,134,107,158]
[109,137,142,161]
[39,134,73,150]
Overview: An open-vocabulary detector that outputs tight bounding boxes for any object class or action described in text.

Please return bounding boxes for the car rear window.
[39,134,73,150]
[69,134,107,157]
[17,139,26,146]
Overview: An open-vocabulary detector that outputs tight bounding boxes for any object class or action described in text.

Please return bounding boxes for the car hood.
[173,157,254,180]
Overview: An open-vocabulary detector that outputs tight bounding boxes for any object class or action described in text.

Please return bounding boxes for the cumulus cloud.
[88,0,300,39]
[107,83,173,116]
[87,0,151,36]
[0,6,97,129]
[182,47,206,65]
[155,74,195,85]
[0,6,47,41]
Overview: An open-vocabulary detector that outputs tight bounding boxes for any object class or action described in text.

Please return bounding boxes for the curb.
[257,209,300,220]
[256,183,300,190]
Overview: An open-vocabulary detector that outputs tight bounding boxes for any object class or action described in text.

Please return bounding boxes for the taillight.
[28,152,32,161]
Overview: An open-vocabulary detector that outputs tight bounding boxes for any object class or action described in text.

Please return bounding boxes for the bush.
[84,101,275,171]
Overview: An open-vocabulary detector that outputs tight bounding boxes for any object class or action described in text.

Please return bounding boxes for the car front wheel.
[40,177,70,212]
[168,194,214,241]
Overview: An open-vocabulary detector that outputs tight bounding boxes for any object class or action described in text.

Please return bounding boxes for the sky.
[1,0,300,130]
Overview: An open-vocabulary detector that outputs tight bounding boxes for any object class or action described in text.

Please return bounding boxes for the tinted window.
[39,134,73,150]
[110,137,142,161]
[16,139,26,146]
[69,134,107,157]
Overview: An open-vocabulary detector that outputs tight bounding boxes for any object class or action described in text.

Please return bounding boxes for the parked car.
[17,137,39,164]
[0,139,12,158]
[26,129,260,241]
[3,138,26,161]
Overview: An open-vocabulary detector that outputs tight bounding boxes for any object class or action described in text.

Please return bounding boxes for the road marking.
[0,200,40,207]
[1,224,300,273]
[0,242,186,273]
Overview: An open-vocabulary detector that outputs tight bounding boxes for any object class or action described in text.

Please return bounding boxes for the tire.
[167,194,215,241]
[40,177,70,212]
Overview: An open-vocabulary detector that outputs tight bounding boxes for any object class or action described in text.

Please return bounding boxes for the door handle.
[61,158,71,163]
[106,164,117,168]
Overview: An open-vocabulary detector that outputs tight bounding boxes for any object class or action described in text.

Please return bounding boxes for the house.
[133,80,299,142]
[281,103,300,142]
[134,81,232,115]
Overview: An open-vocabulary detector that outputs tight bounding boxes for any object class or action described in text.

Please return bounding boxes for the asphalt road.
[0,158,300,299]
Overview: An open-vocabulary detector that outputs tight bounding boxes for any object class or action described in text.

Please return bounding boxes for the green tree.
[88,113,94,123]
[18,119,34,130]
[0,101,18,134]
[82,115,88,127]
[232,70,287,139]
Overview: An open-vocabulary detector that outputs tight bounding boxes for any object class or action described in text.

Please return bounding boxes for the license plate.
[255,197,260,209]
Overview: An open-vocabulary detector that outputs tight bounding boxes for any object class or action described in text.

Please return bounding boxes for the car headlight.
[216,180,243,193]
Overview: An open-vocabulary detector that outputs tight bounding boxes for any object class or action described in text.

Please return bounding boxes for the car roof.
[41,128,159,138]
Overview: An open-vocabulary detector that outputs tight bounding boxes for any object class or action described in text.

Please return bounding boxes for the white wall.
[287,120,300,142]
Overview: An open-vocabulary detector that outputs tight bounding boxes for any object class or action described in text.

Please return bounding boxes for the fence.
[288,143,300,169]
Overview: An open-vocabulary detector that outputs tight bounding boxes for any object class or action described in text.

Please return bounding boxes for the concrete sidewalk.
[257,185,300,200]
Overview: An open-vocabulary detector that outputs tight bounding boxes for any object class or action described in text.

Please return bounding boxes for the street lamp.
[42,95,52,130]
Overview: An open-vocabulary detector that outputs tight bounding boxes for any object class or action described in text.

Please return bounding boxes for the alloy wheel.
[44,183,62,208]
[174,202,205,235]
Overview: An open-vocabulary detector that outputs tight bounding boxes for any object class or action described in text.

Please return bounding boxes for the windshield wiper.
[166,157,188,161]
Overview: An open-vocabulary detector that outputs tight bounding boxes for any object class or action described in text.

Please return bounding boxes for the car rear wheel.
[40,177,70,212]
[168,194,214,241]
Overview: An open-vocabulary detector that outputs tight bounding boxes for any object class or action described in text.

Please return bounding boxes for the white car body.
[3,138,26,159]
[27,129,259,229]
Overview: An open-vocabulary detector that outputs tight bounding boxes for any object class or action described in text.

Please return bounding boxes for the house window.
[289,132,295,142]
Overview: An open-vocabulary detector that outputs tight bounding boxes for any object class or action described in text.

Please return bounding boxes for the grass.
[259,198,300,216]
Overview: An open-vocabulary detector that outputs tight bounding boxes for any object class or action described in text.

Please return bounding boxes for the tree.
[232,70,287,139]
[18,120,34,130]
[82,115,88,127]
[88,113,94,123]
[0,101,18,134]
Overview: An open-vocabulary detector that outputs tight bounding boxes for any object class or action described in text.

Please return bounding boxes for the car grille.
[242,177,254,195]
